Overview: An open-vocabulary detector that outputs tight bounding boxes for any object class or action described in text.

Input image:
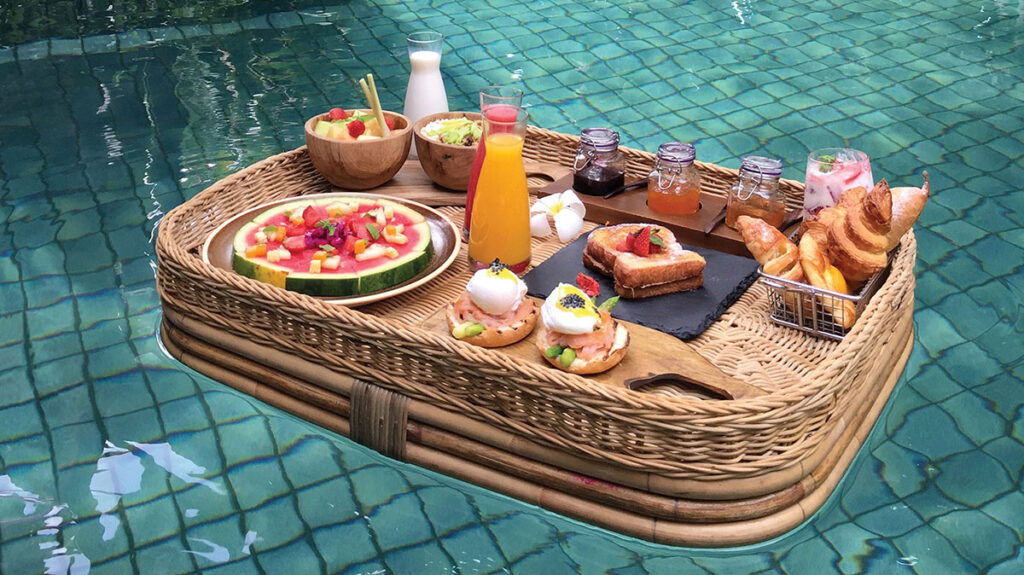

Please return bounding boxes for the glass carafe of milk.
[402,31,449,130]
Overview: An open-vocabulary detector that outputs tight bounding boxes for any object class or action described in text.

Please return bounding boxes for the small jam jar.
[573,128,626,196]
[647,142,701,215]
[726,156,787,229]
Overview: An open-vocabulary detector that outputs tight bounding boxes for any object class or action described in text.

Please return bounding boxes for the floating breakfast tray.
[155,127,916,547]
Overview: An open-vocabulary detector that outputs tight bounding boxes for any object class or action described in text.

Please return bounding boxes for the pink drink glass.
[803,148,873,217]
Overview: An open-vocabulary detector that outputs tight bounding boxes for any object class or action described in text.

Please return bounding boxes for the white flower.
[530,189,586,243]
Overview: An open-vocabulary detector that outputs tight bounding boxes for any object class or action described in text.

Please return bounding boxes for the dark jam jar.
[572,128,626,196]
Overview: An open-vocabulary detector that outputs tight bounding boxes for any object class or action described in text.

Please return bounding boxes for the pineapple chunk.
[322,255,341,270]
[384,232,408,245]
[384,247,399,259]
[355,244,388,261]
[254,231,268,244]
[383,205,394,220]
[267,249,281,263]
[309,259,322,273]
[375,210,387,227]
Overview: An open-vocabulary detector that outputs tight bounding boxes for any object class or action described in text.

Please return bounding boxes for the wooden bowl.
[413,111,482,191]
[304,111,412,190]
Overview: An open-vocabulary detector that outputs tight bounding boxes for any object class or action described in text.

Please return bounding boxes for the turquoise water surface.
[1,1,1022,573]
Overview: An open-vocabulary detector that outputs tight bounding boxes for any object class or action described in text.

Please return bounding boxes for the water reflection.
[2,439,253,574]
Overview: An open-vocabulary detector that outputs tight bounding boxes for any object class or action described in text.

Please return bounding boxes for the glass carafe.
[402,31,449,136]
[467,107,531,274]
[463,86,524,240]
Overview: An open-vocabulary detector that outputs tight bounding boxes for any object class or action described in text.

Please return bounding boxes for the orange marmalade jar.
[647,142,701,215]
[726,156,786,229]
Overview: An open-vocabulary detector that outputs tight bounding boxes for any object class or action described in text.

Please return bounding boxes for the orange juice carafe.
[647,142,701,215]
[463,86,524,240]
[467,107,531,274]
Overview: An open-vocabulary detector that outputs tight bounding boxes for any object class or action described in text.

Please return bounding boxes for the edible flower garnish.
[530,189,586,242]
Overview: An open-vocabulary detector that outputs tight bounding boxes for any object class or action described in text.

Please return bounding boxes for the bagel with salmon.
[535,283,628,375]
[446,260,537,347]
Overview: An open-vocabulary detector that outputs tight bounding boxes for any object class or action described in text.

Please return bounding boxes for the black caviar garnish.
[559,294,587,309]
[488,259,508,274]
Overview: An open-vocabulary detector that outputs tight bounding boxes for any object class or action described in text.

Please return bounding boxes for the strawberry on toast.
[583,224,705,298]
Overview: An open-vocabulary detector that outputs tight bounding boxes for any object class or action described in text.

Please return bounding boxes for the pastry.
[827,179,892,283]
[885,171,929,250]
[798,233,856,329]
[735,215,804,282]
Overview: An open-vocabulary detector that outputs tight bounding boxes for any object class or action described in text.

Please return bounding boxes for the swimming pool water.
[1,0,1022,573]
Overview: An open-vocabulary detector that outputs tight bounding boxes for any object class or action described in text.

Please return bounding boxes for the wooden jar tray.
[155,128,916,546]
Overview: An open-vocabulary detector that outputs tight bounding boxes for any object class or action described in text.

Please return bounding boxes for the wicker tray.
[155,127,916,546]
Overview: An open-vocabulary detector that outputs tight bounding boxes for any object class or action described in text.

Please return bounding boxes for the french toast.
[583,224,706,298]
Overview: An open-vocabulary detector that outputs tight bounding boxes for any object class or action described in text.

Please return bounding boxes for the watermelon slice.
[232,197,433,297]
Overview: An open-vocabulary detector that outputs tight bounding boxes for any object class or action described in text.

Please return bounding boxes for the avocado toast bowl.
[413,111,482,191]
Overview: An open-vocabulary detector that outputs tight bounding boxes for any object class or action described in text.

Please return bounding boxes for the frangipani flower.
[530,189,586,242]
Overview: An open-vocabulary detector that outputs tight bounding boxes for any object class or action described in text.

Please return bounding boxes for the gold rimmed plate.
[201,192,460,306]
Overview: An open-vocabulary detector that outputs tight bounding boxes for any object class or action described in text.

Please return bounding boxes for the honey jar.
[726,156,786,229]
[647,142,701,215]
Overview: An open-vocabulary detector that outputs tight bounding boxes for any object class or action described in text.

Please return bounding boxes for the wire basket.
[758,244,899,341]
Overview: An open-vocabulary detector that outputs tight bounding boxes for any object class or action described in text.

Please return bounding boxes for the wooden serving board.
[537,174,749,257]
[420,298,766,400]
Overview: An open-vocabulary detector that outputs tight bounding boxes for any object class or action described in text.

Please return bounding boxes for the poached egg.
[466,261,527,315]
[541,283,601,334]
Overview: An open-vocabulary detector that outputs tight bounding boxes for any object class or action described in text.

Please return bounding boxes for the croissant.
[799,233,856,329]
[736,215,804,282]
[827,179,892,283]
[885,171,929,250]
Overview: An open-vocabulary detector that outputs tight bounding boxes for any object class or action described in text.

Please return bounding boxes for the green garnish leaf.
[283,210,292,217]
[319,244,335,252]
[544,345,564,358]
[598,296,620,311]
[315,219,337,236]
[366,222,380,240]
[650,234,665,248]
[818,154,836,173]
[263,224,279,233]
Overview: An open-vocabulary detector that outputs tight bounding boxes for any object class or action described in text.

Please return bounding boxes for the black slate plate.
[523,232,760,341]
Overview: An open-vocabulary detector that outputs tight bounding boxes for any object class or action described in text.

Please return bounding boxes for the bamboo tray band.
[162,301,913,504]
[161,308,913,547]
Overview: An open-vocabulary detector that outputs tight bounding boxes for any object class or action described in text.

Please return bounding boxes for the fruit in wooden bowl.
[413,111,482,191]
[304,109,412,190]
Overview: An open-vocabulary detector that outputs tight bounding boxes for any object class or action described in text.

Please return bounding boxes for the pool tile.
[892,523,975,574]
[934,449,1014,508]
[366,492,434,552]
[931,509,1019,568]
[891,405,974,460]
[312,519,378,571]
[872,440,927,498]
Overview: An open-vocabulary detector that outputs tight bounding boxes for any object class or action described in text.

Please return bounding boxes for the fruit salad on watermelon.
[232,197,433,297]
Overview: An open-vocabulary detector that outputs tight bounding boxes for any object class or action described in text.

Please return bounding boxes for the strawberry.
[575,273,600,298]
[624,234,635,253]
[328,107,348,120]
[632,226,651,257]
[385,117,395,130]
[347,119,366,138]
